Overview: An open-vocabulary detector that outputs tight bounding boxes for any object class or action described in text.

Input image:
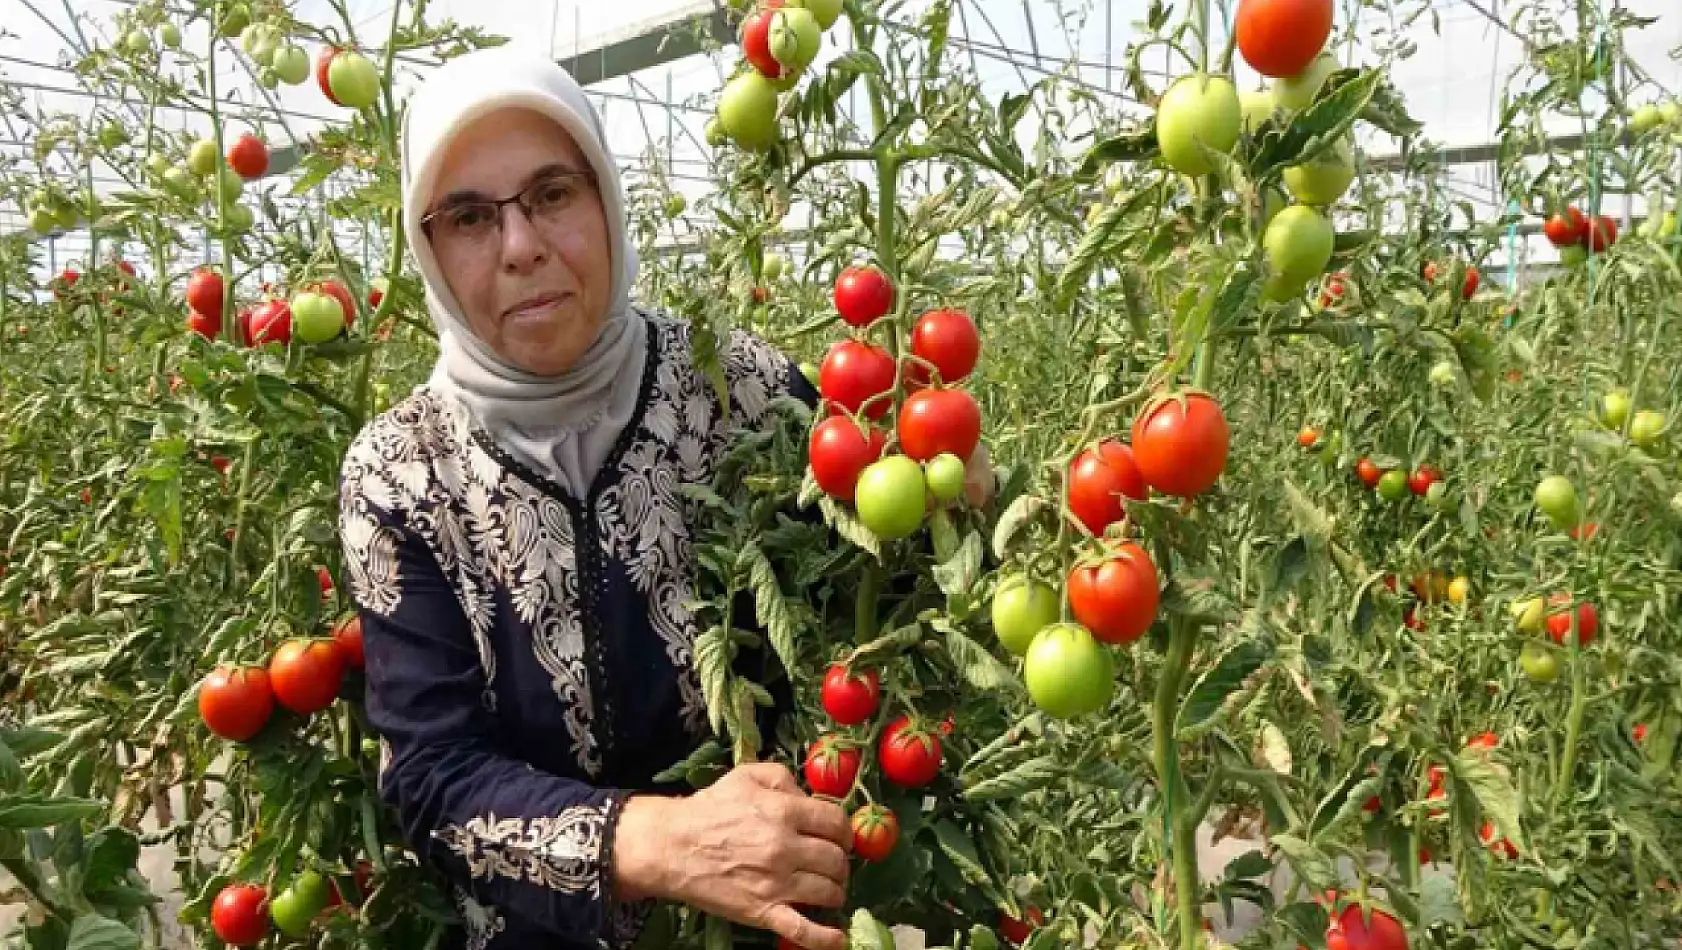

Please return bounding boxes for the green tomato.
[1425,480,1454,513]
[1376,469,1409,501]
[991,577,1060,657]
[216,167,245,204]
[763,252,787,280]
[704,119,728,148]
[98,123,128,149]
[1510,597,1545,633]
[218,2,250,38]
[1282,137,1354,206]
[329,51,382,108]
[1428,360,1457,388]
[1559,244,1587,266]
[1661,101,1681,125]
[268,871,328,937]
[718,73,781,150]
[27,207,54,234]
[1240,89,1277,134]
[1259,186,1287,228]
[291,291,346,343]
[924,453,966,503]
[1273,53,1339,111]
[854,456,926,540]
[1600,390,1630,430]
[162,166,196,198]
[161,22,182,48]
[145,153,171,179]
[1023,623,1115,720]
[1533,475,1580,529]
[225,203,255,232]
[1519,642,1560,684]
[124,30,151,56]
[664,193,687,218]
[1631,104,1664,134]
[271,45,310,84]
[769,7,821,74]
[188,139,221,177]
[788,0,842,30]
[1154,74,1241,177]
[1628,410,1666,447]
[1263,204,1334,286]
[1318,429,1343,466]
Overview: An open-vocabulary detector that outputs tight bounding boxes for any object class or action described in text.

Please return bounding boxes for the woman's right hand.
[614,763,853,950]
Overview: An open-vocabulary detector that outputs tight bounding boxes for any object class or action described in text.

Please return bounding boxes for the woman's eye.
[531,180,576,209]
[446,205,493,230]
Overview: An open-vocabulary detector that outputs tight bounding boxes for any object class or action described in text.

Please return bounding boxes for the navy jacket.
[338,315,814,949]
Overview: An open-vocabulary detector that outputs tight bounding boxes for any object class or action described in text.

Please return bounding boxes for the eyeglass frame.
[418,166,601,245]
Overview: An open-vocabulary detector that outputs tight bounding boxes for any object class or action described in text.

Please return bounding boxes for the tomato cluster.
[198,609,364,743]
[1540,204,1620,257]
[714,0,839,149]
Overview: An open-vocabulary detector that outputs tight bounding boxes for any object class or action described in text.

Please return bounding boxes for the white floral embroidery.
[453,887,507,950]
[434,804,609,895]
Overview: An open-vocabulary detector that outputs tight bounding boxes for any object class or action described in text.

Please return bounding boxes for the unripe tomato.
[854,456,927,540]
[1155,75,1242,176]
[924,453,967,502]
[717,72,781,150]
[991,577,1060,656]
[809,416,886,501]
[802,735,859,797]
[1533,475,1580,529]
[1263,205,1335,289]
[1283,136,1354,206]
[1067,441,1148,535]
[310,280,358,327]
[1130,393,1229,497]
[1023,622,1115,719]
[909,308,980,383]
[268,639,346,714]
[1272,53,1339,110]
[1510,597,1545,633]
[269,871,329,937]
[833,265,894,328]
[1067,542,1160,645]
[327,51,381,108]
[1544,595,1598,647]
[1628,410,1666,447]
[1519,642,1559,684]
[212,884,270,946]
[1599,390,1631,430]
[820,664,880,725]
[878,716,941,787]
[1297,426,1321,448]
[1235,0,1333,78]
[1446,577,1469,605]
[1376,469,1409,501]
[198,665,275,741]
[290,290,346,343]
[850,805,899,862]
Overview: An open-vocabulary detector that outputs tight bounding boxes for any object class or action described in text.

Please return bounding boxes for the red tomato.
[333,615,365,669]
[1326,904,1408,950]
[226,133,269,179]
[818,340,895,419]
[198,665,275,741]
[1234,0,1332,78]
[1544,595,1598,647]
[897,388,981,463]
[821,664,880,725]
[1319,274,1346,309]
[1130,393,1229,497]
[52,268,80,299]
[367,286,384,309]
[909,309,980,384]
[999,907,1045,946]
[212,884,270,946]
[186,268,225,316]
[249,299,293,345]
[1403,607,1424,632]
[809,417,886,501]
[310,280,357,326]
[738,1,789,78]
[268,639,346,715]
[1407,464,1440,496]
[234,307,255,347]
[1067,542,1160,645]
[1297,426,1321,448]
[1633,723,1648,743]
[833,265,895,328]
[79,488,92,505]
[316,47,343,105]
[1582,215,1617,253]
[802,735,860,798]
[210,455,232,476]
[1480,821,1518,859]
[1462,267,1480,299]
[1568,522,1599,543]
[1466,731,1498,752]
[1362,796,1381,814]
[1067,441,1148,535]
[1355,458,1382,488]
[1543,207,1585,247]
[850,805,899,861]
[318,566,335,596]
[879,716,941,787]
[188,307,222,340]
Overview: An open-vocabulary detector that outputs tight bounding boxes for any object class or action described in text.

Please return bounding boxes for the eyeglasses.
[420,169,599,255]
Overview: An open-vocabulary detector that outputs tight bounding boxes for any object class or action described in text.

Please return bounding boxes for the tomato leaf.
[0,740,20,794]
[1282,481,1334,544]
[1222,850,1273,881]
[694,624,731,738]
[1453,748,1524,851]
[652,740,728,787]
[0,794,105,830]
[1310,771,1383,841]
[817,495,883,558]
[80,827,141,897]
[64,913,140,950]
[1176,639,1274,740]
[991,493,1049,560]
[1076,123,1159,178]
[744,545,801,677]
[1271,834,1337,891]
[962,755,1058,802]
[1277,900,1331,950]
[1250,69,1382,183]
[931,531,983,601]
[935,617,1020,693]
[1416,874,1463,928]
[1053,184,1158,312]
[848,909,893,950]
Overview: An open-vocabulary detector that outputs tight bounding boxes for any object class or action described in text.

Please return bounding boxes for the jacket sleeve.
[341,444,650,947]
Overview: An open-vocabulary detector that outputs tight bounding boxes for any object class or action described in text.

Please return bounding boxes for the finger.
[763,904,849,950]
[788,837,850,886]
[786,870,847,909]
[738,762,802,794]
[779,796,851,847]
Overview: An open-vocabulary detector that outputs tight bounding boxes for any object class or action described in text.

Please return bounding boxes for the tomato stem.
[1153,613,1201,950]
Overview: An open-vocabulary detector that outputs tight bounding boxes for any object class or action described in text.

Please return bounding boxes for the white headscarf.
[400,47,648,495]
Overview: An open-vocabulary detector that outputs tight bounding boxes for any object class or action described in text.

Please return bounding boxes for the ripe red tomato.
[909,309,980,384]
[1544,594,1598,646]
[1067,542,1160,645]
[802,735,860,797]
[1355,458,1382,488]
[1234,0,1332,78]
[833,265,895,328]
[234,307,255,347]
[850,805,899,862]
[186,268,225,315]
[211,884,270,946]
[318,567,335,596]
[1543,207,1585,247]
[1633,722,1648,743]
[188,307,222,340]
[316,47,343,105]
[1568,522,1600,543]
[1319,273,1346,308]
[310,280,357,326]
[268,639,346,715]
[1326,905,1407,950]
[52,268,80,299]
[1130,393,1230,497]
[809,416,886,501]
[1067,441,1148,535]
[367,286,384,309]
[879,716,941,787]
[999,907,1045,946]
[1480,821,1517,859]
[210,455,233,476]
[226,133,269,179]
[1461,267,1480,298]
[333,615,365,669]
[821,664,880,725]
[819,340,895,419]
[249,299,293,345]
[198,665,275,741]
[1407,464,1440,496]
[897,389,981,463]
[1583,215,1617,252]
[1297,426,1321,448]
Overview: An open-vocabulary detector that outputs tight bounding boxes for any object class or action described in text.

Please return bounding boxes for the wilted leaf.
[1271,834,1336,890]
[1177,639,1274,739]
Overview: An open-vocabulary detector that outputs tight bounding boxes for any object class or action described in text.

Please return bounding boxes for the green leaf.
[1276,901,1330,950]
[1264,537,1312,605]
[1271,834,1336,890]
[1161,576,1238,626]
[963,755,1059,802]
[0,794,104,830]
[1310,771,1383,841]
[0,739,21,793]
[991,494,1048,559]
[81,827,141,895]
[694,625,731,737]
[651,741,727,785]
[1054,184,1158,312]
[1176,639,1274,739]
[1251,69,1382,181]
[931,820,991,886]
[65,914,139,950]
[745,546,800,676]
[848,909,892,950]
[1076,123,1159,177]
[937,618,1020,693]
[932,531,984,600]
[817,496,882,558]
[1282,480,1334,543]
[1416,871,1462,928]
[1222,850,1273,880]
[0,728,67,759]
[1453,748,1523,849]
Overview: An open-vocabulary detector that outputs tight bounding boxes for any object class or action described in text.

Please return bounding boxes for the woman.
[338,48,850,950]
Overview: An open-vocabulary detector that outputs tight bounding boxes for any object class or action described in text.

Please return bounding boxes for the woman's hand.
[614,763,853,950]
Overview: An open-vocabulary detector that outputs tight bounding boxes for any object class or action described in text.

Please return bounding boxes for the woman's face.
[425,108,613,376]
